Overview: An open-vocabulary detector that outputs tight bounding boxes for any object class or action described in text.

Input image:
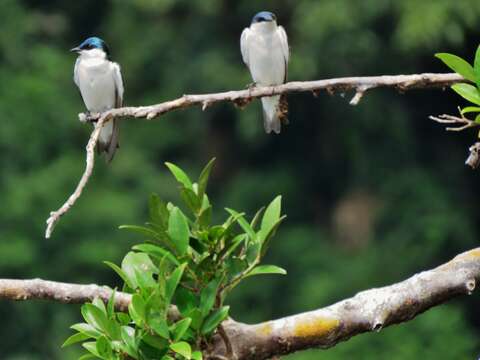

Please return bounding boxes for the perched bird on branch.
[241,11,290,134]
[70,37,124,162]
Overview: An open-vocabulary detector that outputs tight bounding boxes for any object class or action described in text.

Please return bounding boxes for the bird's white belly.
[249,35,285,86]
[77,61,116,112]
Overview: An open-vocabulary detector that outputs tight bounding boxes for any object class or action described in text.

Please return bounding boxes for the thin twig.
[429,113,479,131]
[45,114,110,238]
[45,72,464,238]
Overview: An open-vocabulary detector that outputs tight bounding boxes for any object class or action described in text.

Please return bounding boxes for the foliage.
[63,160,286,359]
[436,46,480,123]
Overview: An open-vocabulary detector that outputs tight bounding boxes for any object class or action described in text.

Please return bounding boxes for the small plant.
[63,159,287,360]
[436,46,480,121]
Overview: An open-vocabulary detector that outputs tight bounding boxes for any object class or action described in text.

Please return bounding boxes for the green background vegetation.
[0,0,479,358]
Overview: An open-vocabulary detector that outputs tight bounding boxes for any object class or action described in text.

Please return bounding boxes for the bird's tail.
[261,95,289,134]
[97,118,119,163]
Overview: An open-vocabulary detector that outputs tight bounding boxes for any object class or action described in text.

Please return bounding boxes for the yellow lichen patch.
[458,249,480,261]
[293,316,340,338]
[256,322,273,336]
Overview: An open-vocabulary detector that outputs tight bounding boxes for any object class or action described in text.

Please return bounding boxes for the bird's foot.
[246,82,257,90]
[79,111,100,123]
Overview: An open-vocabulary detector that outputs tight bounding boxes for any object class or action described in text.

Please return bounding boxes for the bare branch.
[44,72,464,237]
[45,114,111,238]
[430,113,480,132]
[0,278,131,311]
[1,247,479,359]
[88,72,462,122]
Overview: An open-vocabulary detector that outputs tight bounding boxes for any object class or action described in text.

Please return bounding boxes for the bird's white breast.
[248,29,286,86]
[76,56,116,112]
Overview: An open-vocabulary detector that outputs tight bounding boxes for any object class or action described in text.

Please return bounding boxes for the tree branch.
[44,72,464,238]
[45,114,110,238]
[1,247,478,359]
[0,278,131,311]
[85,72,463,121]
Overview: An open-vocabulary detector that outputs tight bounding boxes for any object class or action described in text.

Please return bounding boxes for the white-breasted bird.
[241,11,289,134]
[71,37,124,162]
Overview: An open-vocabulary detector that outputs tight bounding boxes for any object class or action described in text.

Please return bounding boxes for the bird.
[240,11,289,134]
[70,36,124,162]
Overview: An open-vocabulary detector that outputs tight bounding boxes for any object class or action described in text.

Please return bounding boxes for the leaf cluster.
[63,159,286,359]
[436,46,480,122]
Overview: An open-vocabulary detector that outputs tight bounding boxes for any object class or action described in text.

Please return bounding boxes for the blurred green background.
[1,0,479,358]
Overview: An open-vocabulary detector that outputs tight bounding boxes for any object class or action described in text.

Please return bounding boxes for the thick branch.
[44,72,464,237]
[1,247,478,359]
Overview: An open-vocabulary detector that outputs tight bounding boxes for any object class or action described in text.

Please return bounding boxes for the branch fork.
[45,73,464,238]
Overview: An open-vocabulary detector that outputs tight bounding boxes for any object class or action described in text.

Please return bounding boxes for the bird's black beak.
[70,47,81,53]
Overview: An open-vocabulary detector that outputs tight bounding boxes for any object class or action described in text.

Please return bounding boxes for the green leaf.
[168,207,190,256]
[82,341,101,357]
[71,323,102,339]
[92,297,107,316]
[171,317,192,342]
[201,306,230,335]
[476,114,480,124]
[96,336,112,359]
[78,354,97,360]
[225,208,256,240]
[142,333,169,350]
[81,303,110,334]
[170,341,192,359]
[461,106,480,114]
[199,279,220,317]
[246,265,287,277]
[183,308,203,331]
[104,261,133,289]
[435,53,475,82]
[474,45,480,88]
[192,351,203,360]
[129,294,146,326]
[246,241,261,265]
[132,244,179,266]
[250,207,265,231]
[222,234,245,260]
[451,83,480,105]
[260,215,287,257]
[119,225,162,241]
[165,263,187,302]
[260,196,282,239]
[121,326,138,358]
[180,187,202,214]
[62,332,90,347]
[149,316,170,339]
[107,290,115,319]
[149,193,169,230]
[117,313,131,326]
[121,252,158,290]
[165,162,193,190]
[197,205,212,228]
[197,158,216,201]
[175,288,198,316]
[161,356,175,360]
